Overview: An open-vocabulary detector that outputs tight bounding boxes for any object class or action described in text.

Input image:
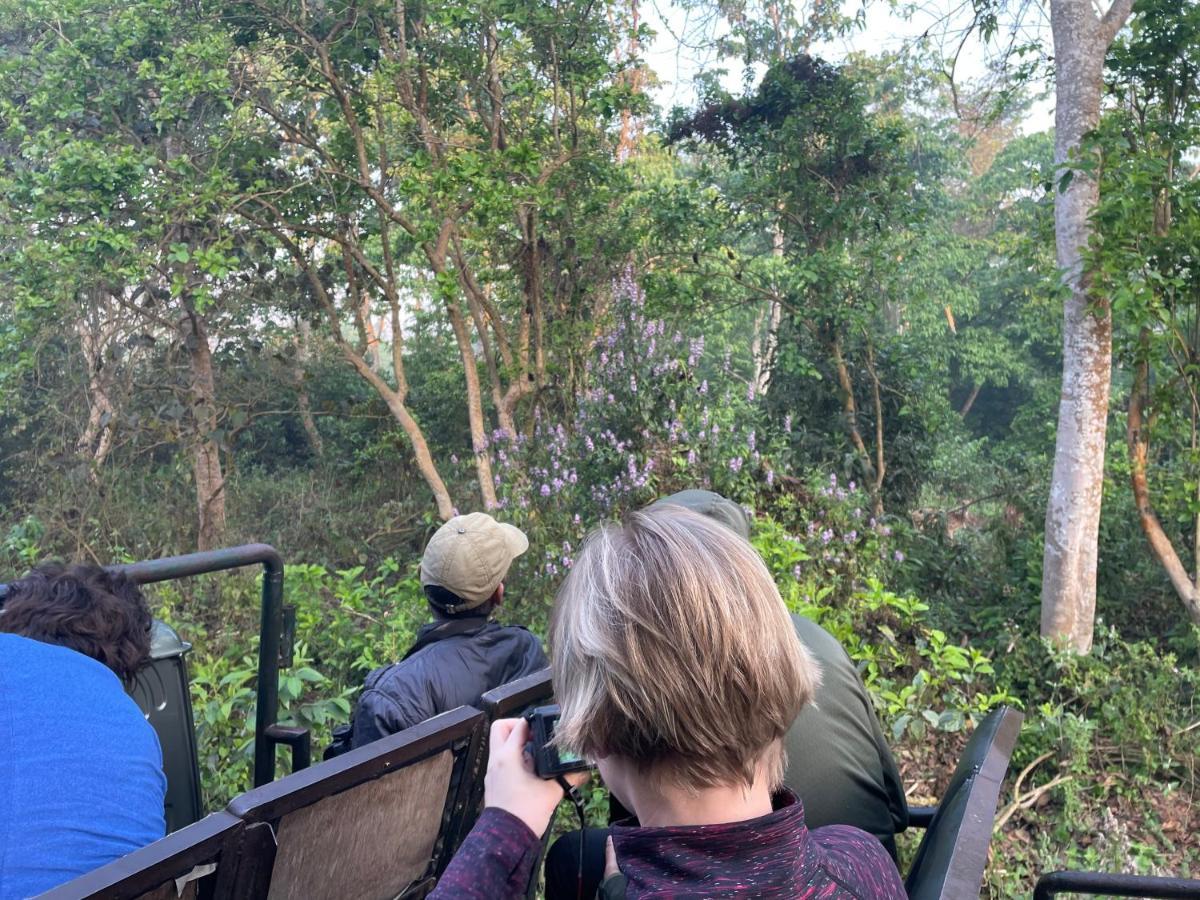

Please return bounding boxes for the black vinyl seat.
[904,706,1024,900]
[128,619,203,834]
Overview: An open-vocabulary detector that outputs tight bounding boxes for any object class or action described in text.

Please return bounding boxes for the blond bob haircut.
[550,505,820,791]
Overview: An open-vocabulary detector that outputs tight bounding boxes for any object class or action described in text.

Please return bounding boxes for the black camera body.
[524,703,591,779]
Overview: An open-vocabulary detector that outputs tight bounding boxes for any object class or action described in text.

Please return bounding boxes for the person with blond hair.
[652,490,908,851]
[430,506,906,899]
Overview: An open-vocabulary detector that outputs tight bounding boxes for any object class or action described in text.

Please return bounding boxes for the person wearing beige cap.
[347,513,548,749]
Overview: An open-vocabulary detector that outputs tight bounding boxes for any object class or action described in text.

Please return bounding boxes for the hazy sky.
[641,0,1055,133]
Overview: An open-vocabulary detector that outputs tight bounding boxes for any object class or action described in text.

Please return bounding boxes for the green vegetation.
[3,0,1200,894]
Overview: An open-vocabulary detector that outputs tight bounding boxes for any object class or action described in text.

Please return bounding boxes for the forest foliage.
[2,0,1200,893]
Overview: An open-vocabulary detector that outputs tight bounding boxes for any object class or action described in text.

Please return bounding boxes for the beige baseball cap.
[420,512,529,609]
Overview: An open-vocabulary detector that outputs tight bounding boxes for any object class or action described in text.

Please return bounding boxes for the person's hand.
[598,836,627,900]
[483,718,589,837]
[604,836,618,878]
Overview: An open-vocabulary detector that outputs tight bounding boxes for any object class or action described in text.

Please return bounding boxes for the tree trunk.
[181,305,227,552]
[753,221,785,395]
[1122,159,1200,623]
[378,386,456,519]
[293,318,324,457]
[268,226,456,520]
[336,334,456,520]
[1040,0,1132,653]
[360,297,382,370]
[614,0,643,160]
[958,382,982,417]
[830,333,880,511]
[75,310,117,472]
[467,286,517,439]
[750,303,767,389]
[342,244,382,370]
[454,239,519,438]
[523,209,548,390]
[445,295,499,508]
[865,339,886,519]
[1127,349,1200,624]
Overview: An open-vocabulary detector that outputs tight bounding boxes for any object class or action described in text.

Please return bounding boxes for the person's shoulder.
[810,824,906,898]
[477,620,543,648]
[501,622,542,642]
[0,631,36,663]
[2,636,162,756]
[0,631,62,664]
[789,614,848,658]
[0,632,121,685]
[363,658,404,690]
[497,623,549,657]
[362,657,427,704]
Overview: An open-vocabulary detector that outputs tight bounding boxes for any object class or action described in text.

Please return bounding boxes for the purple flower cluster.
[482,268,801,583]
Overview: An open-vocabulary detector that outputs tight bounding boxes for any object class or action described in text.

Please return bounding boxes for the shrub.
[152,562,428,806]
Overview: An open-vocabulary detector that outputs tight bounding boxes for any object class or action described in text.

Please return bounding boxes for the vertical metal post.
[254,561,284,787]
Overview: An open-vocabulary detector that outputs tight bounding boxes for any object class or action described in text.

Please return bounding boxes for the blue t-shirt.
[0,633,167,899]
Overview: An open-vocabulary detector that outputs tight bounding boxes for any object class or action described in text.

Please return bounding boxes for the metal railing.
[2,543,301,787]
[1034,871,1200,899]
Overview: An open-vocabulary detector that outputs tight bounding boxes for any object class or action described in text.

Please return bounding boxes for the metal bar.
[2,543,289,788]
[907,805,937,829]
[279,604,297,669]
[1035,871,1200,899]
[119,545,287,788]
[254,563,284,786]
[115,544,284,587]
[264,723,312,773]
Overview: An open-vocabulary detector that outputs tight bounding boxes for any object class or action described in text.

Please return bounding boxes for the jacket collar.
[609,790,813,892]
[401,615,492,661]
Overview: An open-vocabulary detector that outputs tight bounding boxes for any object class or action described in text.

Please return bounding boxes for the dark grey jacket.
[351,616,548,748]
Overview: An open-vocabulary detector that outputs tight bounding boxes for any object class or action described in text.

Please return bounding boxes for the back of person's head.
[550,505,819,791]
[650,489,751,539]
[420,512,528,616]
[0,563,152,682]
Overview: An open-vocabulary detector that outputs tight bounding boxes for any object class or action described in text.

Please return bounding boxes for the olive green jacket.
[785,614,909,859]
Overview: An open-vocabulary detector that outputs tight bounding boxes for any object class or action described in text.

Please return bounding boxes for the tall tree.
[1040,0,1134,652]
[233,0,625,517]
[671,55,926,516]
[1101,0,1200,624]
[0,0,254,550]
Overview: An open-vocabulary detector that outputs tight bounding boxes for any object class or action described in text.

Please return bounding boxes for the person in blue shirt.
[0,564,167,899]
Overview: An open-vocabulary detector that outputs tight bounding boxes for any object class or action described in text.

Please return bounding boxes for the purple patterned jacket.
[430,791,906,899]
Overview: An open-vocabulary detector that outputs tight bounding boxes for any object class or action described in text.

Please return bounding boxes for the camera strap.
[556,774,581,803]
[555,775,589,900]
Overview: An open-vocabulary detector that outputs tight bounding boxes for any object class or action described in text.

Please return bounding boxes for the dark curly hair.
[0,563,152,682]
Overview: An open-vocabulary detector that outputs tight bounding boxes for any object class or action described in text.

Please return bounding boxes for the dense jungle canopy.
[2,0,1200,892]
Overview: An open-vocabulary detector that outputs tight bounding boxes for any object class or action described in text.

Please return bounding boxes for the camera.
[524,704,591,779]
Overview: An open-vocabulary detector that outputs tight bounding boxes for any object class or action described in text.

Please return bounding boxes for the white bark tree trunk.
[181,304,227,552]
[75,306,118,472]
[293,318,324,457]
[445,296,499,509]
[1041,0,1133,653]
[274,230,457,520]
